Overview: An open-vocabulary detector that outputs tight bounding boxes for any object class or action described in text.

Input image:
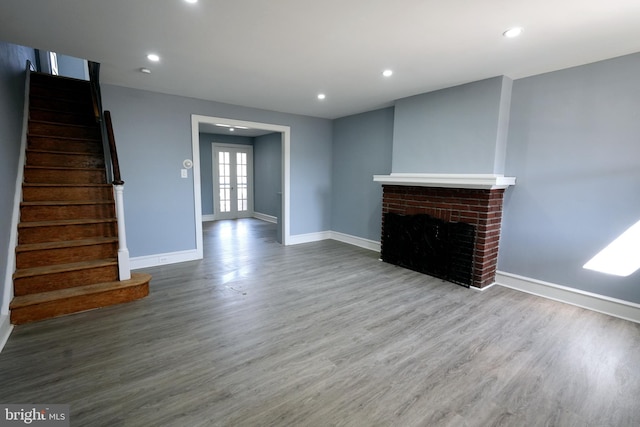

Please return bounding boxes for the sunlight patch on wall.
[584,219,640,277]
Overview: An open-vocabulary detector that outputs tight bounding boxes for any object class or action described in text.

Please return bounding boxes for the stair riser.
[14,265,119,296]
[16,242,118,269]
[21,203,115,222]
[29,122,100,139]
[26,151,105,168]
[24,168,107,184]
[29,96,91,115]
[30,109,95,126]
[19,222,117,244]
[30,74,92,92]
[28,136,103,154]
[22,186,113,202]
[10,282,149,324]
[30,86,91,103]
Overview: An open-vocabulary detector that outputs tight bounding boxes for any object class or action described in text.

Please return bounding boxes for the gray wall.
[393,76,510,174]
[199,132,253,216]
[101,84,332,257]
[500,52,640,303]
[331,107,394,241]
[0,41,36,312]
[254,133,282,217]
[56,54,88,80]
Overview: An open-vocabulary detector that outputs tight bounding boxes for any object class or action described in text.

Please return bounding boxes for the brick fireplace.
[374,174,515,289]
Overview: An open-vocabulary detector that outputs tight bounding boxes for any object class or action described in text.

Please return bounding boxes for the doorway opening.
[212,143,253,220]
[191,115,291,258]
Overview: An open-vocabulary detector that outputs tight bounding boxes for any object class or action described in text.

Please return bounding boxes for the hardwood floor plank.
[1,218,639,426]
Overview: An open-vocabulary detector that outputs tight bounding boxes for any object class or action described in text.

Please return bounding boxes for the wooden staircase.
[9,72,150,324]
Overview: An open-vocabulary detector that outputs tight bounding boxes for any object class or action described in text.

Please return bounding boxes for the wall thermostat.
[183,159,193,169]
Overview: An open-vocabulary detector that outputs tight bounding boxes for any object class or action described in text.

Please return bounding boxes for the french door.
[213,144,253,220]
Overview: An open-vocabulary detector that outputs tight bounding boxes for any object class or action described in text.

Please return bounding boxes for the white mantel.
[373,173,516,190]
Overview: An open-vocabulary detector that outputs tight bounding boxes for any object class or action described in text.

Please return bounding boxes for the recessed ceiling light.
[229,128,235,132]
[140,68,151,74]
[215,123,249,130]
[503,27,523,38]
[184,0,198,3]
[382,69,393,77]
[147,53,160,62]
[317,93,326,100]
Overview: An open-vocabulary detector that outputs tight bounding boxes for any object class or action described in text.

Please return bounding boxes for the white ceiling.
[1,0,640,120]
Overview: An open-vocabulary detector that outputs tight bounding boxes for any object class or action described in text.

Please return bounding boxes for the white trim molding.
[495,271,640,324]
[288,230,381,252]
[253,212,277,224]
[288,231,332,245]
[202,214,216,222]
[0,315,13,354]
[373,173,516,190]
[130,249,201,270]
[2,63,32,317]
[330,231,380,252]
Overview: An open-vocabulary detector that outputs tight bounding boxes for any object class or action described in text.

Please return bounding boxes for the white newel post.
[113,184,131,280]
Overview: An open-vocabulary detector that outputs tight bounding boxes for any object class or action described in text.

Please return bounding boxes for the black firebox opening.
[381,212,475,287]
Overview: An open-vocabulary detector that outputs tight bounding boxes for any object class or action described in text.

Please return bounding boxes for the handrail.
[88,61,130,280]
[88,61,123,185]
[88,61,102,123]
[104,111,124,185]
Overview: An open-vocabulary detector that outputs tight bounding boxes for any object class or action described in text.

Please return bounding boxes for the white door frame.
[191,115,291,254]
[212,143,254,220]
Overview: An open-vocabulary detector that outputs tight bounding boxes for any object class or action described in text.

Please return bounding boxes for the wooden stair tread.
[28,133,100,142]
[29,119,98,130]
[13,258,118,279]
[10,273,151,309]
[27,148,102,157]
[21,200,114,206]
[24,165,105,171]
[23,183,112,188]
[16,237,118,253]
[28,133,100,141]
[18,218,117,228]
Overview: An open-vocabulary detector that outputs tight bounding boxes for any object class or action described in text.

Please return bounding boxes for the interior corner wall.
[0,41,36,312]
[100,84,332,257]
[254,133,282,217]
[499,52,640,304]
[199,132,254,216]
[331,107,394,241]
[392,76,505,174]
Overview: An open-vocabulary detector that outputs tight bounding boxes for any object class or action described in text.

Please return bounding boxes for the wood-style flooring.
[1,218,639,426]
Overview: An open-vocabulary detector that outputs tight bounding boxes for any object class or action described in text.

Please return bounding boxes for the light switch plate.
[181,169,188,178]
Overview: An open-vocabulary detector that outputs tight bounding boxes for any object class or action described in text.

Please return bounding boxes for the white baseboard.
[288,231,332,245]
[470,282,498,292]
[130,249,201,270]
[253,212,277,224]
[330,231,380,252]
[288,230,381,252]
[202,214,216,222]
[0,315,13,354]
[495,271,640,324]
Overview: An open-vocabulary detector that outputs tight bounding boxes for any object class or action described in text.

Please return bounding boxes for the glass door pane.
[218,151,231,213]
[236,152,248,212]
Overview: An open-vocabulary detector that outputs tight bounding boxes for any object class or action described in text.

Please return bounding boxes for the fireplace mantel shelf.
[373,173,516,190]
